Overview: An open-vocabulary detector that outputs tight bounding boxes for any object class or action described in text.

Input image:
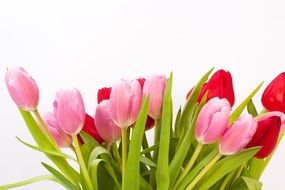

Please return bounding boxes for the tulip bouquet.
[1,67,285,190]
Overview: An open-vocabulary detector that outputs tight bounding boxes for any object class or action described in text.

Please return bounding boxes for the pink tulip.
[219,114,257,155]
[43,112,72,147]
[110,80,142,128]
[143,75,167,119]
[95,100,121,143]
[195,97,231,144]
[5,67,39,111]
[53,88,86,135]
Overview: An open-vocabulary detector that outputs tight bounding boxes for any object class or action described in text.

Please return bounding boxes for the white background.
[0,0,285,189]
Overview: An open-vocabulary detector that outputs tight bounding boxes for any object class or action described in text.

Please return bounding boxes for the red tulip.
[262,72,285,113]
[187,70,235,106]
[97,87,111,103]
[246,113,282,159]
[97,78,155,130]
[82,114,104,144]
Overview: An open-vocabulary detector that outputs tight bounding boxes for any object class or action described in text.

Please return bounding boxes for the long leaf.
[0,175,56,190]
[42,163,79,190]
[19,110,80,185]
[195,147,260,189]
[156,73,173,190]
[123,97,149,190]
[169,68,213,189]
[229,83,263,124]
[16,137,77,162]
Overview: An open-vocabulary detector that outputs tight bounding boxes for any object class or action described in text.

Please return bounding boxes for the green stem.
[142,133,152,160]
[218,170,236,190]
[112,142,122,171]
[72,135,93,190]
[121,127,128,187]
[32,110,59,150]
[150,119,159,188]
[186,153,222,190]
[0,175,55,189]
[174,143,203,189]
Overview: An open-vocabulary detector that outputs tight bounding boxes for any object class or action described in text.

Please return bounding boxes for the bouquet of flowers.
[1,67,285,190]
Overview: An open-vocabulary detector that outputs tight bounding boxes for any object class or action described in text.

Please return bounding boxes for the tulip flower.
[53,88,86,135]
[219,114,257,155]
[109,80,142,128]
[246,113,282,158]
[5,67,39,111]
[97,83,155,130]
[187,69,235,106]
[143,75,167,119]
[95,100,121,143]
[82,114,104,144]
[262,72,285,113]
[195,97,231,144]
[43,112,72,148]
[97,87,111,103]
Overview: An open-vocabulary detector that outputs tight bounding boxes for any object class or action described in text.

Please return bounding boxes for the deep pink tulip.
[143,75,167,119]
[195,97,231,144]
[219,114,257,155]
[43,112,72,148]
[53,88,86,135]
[5,67,39,111]
[110,80,142,128]
[95,100,121,143]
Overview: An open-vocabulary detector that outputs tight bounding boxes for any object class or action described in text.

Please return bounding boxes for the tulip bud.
[82,114,104,144]
[95,100,121,143]
[43,112,72,148]
[219,114,257,155]
[97,87,111,103]
[187,69,235,106]
[195,97,231,144]
[98,82,154,130]
[53,88,85,135]
[110,80,142,128]
[5,67,39,111]
[246,113,282,158]
[143,75,167,119]
[262,72,285,113]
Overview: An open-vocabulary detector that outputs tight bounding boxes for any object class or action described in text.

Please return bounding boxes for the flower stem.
[32,110,59,150]
[186,153,222,190]
[218,170,236,190]
[174,143,203,189]
[72,135,93,190]
[121,127,128,187]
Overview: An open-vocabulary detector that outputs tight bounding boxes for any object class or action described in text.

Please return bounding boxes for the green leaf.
[169,68,213,189]
[123,97,149,190]
[16,137,77,162]
[0,175,56,190]
[156,73,173,190]
[231,177,262,190]
[88,158,121,190]
[41,162,79,190]
[174,107,182,137]
[140,156,156,168]
[176,148,218,190]
[247,99,258,117]
[19,110,80,186]
[195,147,260,189]
[229,83,263,124]
[140,137,179,155]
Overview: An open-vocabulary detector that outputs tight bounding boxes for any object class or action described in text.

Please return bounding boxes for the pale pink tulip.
[143,75,167,119]
[110,80,142,128]
[43,112,72,147]
[53,88,85,135]
[219,114,257,155]
[5,67,39,111]
[95,100,121,142]
[195,97,231,144]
